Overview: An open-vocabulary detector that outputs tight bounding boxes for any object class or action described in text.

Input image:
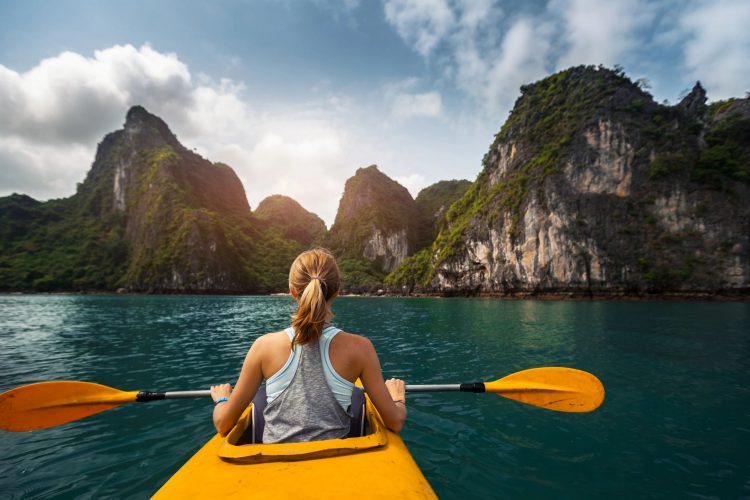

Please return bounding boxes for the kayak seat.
[251,385,267,444]
[347,387,368,438]
[243,385,368,444]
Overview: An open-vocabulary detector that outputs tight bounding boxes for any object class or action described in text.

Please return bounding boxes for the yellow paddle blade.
[484,367,605,413]
[0,381,138,432]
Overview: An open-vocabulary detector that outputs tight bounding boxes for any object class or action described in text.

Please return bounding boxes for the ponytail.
[289,249,340,345]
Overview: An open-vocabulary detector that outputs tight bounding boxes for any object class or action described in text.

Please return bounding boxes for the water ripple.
[1,295,749,498]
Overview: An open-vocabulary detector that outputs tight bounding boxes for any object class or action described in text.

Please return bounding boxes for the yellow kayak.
[154,391,436,499]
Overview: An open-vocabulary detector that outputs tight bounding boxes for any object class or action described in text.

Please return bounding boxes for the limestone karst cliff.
[0,106,300,292]
[325,165,430,287]
[388,66,750,296]
[255,194,327,248]
[3,66,748,297]
[415,179,472,241]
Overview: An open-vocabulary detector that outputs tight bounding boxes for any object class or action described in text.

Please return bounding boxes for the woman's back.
[262,327,352,443]
[258,328,364,385]
[210,248,407,442]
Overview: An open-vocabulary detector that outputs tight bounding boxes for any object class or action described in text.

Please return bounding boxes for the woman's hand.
[359,336,407,433]
[385,378,406,402]
[210,383,232,403]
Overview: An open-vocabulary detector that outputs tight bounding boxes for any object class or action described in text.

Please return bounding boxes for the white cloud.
[0,45,193,145]
[206,112,361,225]
[384,0,455,56]
[0,44,373,226]
[382,1,555,114]
[456,0,498,35]
[0,136,93,198]
[679,0,750,100]
[393,173,427,197]
[382,77,443,119]
[483,19,554,111]
[552,0,655,69]
[382,0,658,113]
[391,91,442,118]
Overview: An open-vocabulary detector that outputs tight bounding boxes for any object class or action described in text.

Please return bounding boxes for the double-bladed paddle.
[0,367,604,432]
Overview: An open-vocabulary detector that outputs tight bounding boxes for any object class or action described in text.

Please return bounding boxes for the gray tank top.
[262,335,352,443]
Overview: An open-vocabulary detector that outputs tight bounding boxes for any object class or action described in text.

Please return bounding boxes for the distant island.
[1,65,748,298]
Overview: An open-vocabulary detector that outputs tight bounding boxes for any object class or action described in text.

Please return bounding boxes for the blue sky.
[1,0,748,225]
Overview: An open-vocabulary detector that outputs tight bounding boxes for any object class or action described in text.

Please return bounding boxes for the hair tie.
[310,275,322,280]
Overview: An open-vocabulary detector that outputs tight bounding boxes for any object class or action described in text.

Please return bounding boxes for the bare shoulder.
[249,330,289,353]
[335,331,375,353]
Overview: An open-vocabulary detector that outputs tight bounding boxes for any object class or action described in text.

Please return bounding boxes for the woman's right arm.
[358,337,407,432]
[210,335,265,436]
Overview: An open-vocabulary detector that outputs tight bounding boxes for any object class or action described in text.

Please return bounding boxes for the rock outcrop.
[415,180,472,240]
[0,106,303,292]
[255,194,326,247]
[387,66,750,296]
[326,165,429,286]
[4,67,748,297]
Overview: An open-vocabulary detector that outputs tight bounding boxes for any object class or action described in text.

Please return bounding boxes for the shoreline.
[2,290,749,302]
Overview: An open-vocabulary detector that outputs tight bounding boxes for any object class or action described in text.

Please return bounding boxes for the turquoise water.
[0,295,748,498]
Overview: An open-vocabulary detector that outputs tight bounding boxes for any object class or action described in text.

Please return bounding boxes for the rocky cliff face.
[5,70,748,296]
[0,106,302,293]
[362,228,410,273]
[389,66,750,296]
[326,165,429,285]
[86,106,261,292]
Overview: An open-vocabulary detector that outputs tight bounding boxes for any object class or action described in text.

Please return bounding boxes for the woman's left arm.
[210,336,265,436]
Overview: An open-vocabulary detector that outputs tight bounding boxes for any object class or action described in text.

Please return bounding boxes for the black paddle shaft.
[404,383,486,393]
[134,385,487,401]
[136,390,211,402]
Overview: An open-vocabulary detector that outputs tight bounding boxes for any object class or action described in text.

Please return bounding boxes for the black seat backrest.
[347,387,366,438]
[249,385,367,443]
[251,384,268,444]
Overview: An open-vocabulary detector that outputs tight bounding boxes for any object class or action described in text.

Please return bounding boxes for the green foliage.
[643,256,697,286]
[414,180,472,250]
[384,248,433,288]
[693,114,750,188]
[0,128,306,293]
[650,152,690,179]
[255,194,326,247]
[433,171,492,264]
[432,66,628,265]
[337,257,384,289]
[707,99,738,118]
[626,98,644,111]
[415,180,472,220]
[332,165,418,235]
[0,196,128,291]
[326,165,427,277]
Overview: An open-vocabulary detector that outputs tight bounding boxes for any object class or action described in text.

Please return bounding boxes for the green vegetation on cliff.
[383,248,433,290]
[429,66,642,268]
[415,180,472,220]
[0,195,127,291]
[414,179,471,242]
[694,112,750,188]
[6,69,747,295]
[255,195,327,247]
[386,65,750,293]
[326,165,428,288]
[0,106,302,293]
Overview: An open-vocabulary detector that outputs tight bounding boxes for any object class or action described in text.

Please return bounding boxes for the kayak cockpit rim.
[217,394,388,463]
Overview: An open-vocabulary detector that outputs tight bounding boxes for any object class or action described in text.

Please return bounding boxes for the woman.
[210,248,407,442]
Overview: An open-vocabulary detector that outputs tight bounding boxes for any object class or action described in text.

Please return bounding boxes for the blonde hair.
[289,248,341,345]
